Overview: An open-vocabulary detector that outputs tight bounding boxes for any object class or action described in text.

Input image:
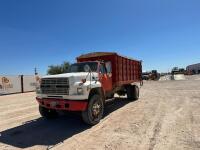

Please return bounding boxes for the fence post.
[21,75,24,93]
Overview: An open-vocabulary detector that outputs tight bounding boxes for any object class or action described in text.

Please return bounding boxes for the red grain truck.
[36,52,142,125]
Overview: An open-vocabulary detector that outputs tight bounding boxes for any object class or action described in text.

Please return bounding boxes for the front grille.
[40,78,69,95]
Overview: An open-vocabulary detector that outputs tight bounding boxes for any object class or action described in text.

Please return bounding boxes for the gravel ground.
[0,76,200,150]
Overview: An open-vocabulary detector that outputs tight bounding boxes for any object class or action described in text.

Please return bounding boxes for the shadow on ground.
[0,97,131,149]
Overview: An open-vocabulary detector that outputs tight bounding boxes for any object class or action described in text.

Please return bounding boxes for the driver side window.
[100,64,106,74]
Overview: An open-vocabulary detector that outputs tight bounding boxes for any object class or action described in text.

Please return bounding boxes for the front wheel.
[82,94,104,125]
[39,106,58,119]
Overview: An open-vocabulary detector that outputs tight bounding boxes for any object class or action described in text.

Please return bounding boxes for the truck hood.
[42,72,98,79]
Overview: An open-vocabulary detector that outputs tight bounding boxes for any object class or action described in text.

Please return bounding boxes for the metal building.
[186,63,200,74]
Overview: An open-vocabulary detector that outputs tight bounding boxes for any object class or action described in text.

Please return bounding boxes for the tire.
[132,85,139,100]
[82,94,104,125]
[127,85,133,100]
[39,106,58,119]
[127,85,139,101]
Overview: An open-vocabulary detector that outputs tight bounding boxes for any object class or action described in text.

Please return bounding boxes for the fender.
[88,87,105,102]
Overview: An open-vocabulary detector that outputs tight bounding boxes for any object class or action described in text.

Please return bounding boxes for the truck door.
[99,62,112,92]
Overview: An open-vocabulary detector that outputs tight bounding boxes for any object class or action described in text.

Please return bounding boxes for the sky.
[0,0,200,75]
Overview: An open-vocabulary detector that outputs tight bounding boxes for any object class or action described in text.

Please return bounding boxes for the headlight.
[77,88,83,95]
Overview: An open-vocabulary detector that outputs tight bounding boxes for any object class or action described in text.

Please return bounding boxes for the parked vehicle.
[171,67,186,75]
[142,70,160,81]
[149,70,160,80]
[142,72,150,80]
[36,52,142,125]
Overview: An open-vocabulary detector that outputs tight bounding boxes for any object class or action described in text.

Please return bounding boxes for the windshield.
[68,62,98,73]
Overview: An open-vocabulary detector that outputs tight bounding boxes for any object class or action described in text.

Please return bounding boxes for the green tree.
[47,61,71,75]
[61,61,71,73]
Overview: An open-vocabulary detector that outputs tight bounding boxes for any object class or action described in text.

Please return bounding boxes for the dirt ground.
[0,75,200,150]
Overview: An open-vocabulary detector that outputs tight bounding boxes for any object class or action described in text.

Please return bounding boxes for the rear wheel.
[127,85,139,101]
[132,85,139,100]
[82,94,104,125]
[39,106,58,119]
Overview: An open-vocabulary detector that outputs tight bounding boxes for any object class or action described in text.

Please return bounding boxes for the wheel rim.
[91,101,102,120]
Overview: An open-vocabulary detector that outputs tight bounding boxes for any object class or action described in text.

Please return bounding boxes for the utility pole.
[34,67,38,75]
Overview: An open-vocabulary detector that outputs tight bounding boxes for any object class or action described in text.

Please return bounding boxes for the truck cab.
[36,61,113,125]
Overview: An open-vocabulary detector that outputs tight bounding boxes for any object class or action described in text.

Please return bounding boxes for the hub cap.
[92,102,101,118]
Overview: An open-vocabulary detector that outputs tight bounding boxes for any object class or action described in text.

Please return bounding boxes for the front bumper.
[36,97,88,111]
